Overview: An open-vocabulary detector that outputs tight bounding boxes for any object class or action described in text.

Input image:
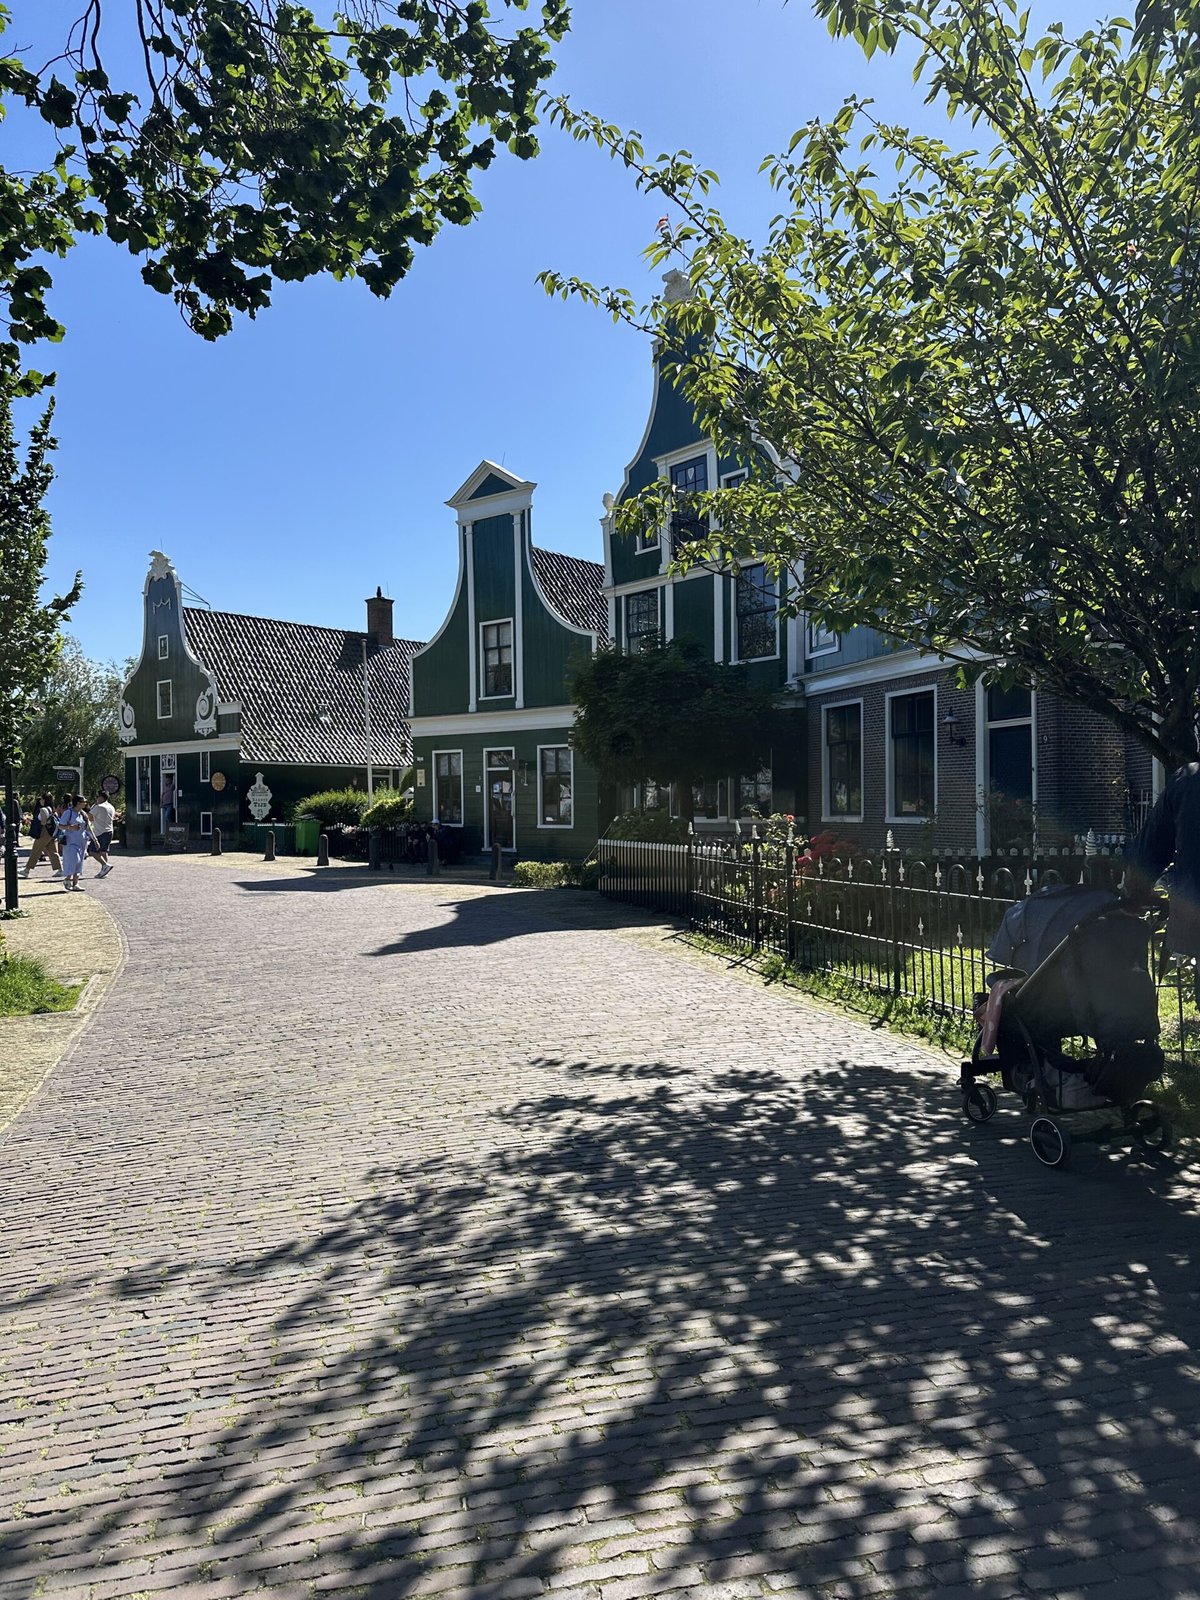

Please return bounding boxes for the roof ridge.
[183,605,424,649]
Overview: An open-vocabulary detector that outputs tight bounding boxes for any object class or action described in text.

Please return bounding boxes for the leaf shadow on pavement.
[3,1053,1199,1599]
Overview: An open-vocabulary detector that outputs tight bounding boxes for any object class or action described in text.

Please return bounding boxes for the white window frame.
[199,750,211,783]
[479,618,514,700]
[885,685,938,824]
[821,698,865,823]
[805,616,839,659]
[624,588,660,654]
[135,755,152,815]
[983,685,1038,845]
[536,744,575,830]
[199,810,213,837]
[720,468,748,490]
[156,679,172,720]
[734,560,780,663]
[157,634,169,661]
[432,748,465,827]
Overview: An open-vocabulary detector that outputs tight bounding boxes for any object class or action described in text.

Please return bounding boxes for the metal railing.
[597,832,1197,1057]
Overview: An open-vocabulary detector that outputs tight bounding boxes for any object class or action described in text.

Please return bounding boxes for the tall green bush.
[291,788,368,827]
[361,791,414,828]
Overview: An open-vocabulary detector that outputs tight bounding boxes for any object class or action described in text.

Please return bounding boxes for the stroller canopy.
[987,883,1116,973]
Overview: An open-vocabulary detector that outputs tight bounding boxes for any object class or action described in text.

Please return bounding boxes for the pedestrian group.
[21,792,116,891]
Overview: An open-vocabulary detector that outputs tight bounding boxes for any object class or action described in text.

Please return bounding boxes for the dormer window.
[157,635,169,660]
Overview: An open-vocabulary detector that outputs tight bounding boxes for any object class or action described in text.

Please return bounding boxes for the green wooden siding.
[672,574,715,653]
[410,541,471,717]
[122,570,234,749]
[412,730,604,861]
[469,472,516,501]
[522,553,594,708]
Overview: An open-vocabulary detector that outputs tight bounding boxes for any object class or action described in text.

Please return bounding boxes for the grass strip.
[0,955,83,1017]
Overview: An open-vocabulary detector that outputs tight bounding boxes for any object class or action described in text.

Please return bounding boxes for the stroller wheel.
[1128,1101,1173,1153]
[963,1083,998,1123]
[1030,1115,1071,1169]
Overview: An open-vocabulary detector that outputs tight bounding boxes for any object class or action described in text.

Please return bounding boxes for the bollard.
[211,826,222,856]
[490,842,502,882]
[264,829,276,862]
[368,828,381,872]
[317,832,329,867]
[426,833,440,877]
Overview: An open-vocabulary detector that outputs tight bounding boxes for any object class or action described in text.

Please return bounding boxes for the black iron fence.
[597,833,1198,1057]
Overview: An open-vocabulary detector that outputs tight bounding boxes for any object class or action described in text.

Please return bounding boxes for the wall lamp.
[943,710,968,747]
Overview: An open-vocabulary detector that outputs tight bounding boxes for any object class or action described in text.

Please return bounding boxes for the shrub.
[361,790,413,828]
[605,810,690,843]
[291,787,368,827]
[511,861,574,888]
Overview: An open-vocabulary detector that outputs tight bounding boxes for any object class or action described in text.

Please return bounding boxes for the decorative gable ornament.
[149,550,176,580]
[247,772,273,821]
[117,698,138,745]
[194,678,219,737]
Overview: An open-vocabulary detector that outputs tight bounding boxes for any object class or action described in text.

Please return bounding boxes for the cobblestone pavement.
[2,858,1199,1600]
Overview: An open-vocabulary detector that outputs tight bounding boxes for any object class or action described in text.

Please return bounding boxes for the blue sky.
[15,0,1097,665]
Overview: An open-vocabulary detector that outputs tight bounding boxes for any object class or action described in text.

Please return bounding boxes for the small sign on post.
[165,823,189,853]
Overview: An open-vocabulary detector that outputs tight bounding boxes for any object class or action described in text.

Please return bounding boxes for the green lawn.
[0,955,82,1017]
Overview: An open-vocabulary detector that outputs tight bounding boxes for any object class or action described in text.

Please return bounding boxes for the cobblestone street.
[2,857,1199,1600]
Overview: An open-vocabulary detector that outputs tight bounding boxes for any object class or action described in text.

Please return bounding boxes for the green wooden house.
[408,462,608,859]
[602,326,805,823]
[118,551,422,842]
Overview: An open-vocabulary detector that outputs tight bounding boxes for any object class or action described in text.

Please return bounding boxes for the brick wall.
[804,672,1138,854]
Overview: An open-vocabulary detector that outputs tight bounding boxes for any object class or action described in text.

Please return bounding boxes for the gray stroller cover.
[987,884,1115,973]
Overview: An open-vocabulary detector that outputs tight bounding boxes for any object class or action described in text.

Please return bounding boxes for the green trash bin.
[293,815,319,855]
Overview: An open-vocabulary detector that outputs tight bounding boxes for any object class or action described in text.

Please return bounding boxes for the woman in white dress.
[57,795,89,891]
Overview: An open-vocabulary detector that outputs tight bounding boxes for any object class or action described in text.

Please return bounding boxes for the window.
[669,454,709,556]
[199,811,213,837]
[986,685,1034,848]
[624,589,659,653]
[889,690,936,818]
[156,680,172,719]
[721,469,748,490]
[690,778,727,820]
[157,634,169,660]
[136,756,152,814]
[824,703,863,819]
[737,767,772,817]
[736,564,778,660]
[199,750,211,783]
[481,620,514,697]
[806,617,838,658]
[434,750,463,824]
[539,747,574,827]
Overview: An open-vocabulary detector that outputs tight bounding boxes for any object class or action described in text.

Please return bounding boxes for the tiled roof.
[183,608,423,768]
[532,546,608,640]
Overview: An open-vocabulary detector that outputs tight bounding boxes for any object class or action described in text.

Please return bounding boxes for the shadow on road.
[3,1053,1198,1597]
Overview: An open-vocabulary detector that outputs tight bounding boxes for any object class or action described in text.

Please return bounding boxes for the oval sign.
[210,771,227,793]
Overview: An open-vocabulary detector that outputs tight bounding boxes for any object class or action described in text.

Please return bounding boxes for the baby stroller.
[959,883,1170,1168]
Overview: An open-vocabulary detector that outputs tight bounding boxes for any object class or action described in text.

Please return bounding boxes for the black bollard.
[211,826,222,856]
[368,828,381,872]
[426,833,440,877]
[490,842,502,882]
[264,830,276,862]
[317,833,329,867]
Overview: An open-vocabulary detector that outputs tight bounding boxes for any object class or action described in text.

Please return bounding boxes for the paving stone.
[1,859,1199,1599]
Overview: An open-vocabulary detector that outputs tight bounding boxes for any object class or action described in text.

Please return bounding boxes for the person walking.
[87,792,116,878]
[22,794,62,878]
[1125,763,1200,957]
[56,795,89,891]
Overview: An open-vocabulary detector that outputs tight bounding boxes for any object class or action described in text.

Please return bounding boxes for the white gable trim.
[446,459,536,512]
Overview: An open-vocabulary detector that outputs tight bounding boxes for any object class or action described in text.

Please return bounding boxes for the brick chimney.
[366,586,394,649]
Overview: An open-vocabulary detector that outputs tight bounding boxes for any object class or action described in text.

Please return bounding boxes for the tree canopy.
[544,0,1200,770]
[0,0,571,389]
[15,637,127,802]
[0,393,80,777]
[569,638,779,821]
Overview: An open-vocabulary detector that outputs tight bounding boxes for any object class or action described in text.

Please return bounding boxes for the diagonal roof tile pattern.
[183,608,423,768]
[531,546,608,641]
